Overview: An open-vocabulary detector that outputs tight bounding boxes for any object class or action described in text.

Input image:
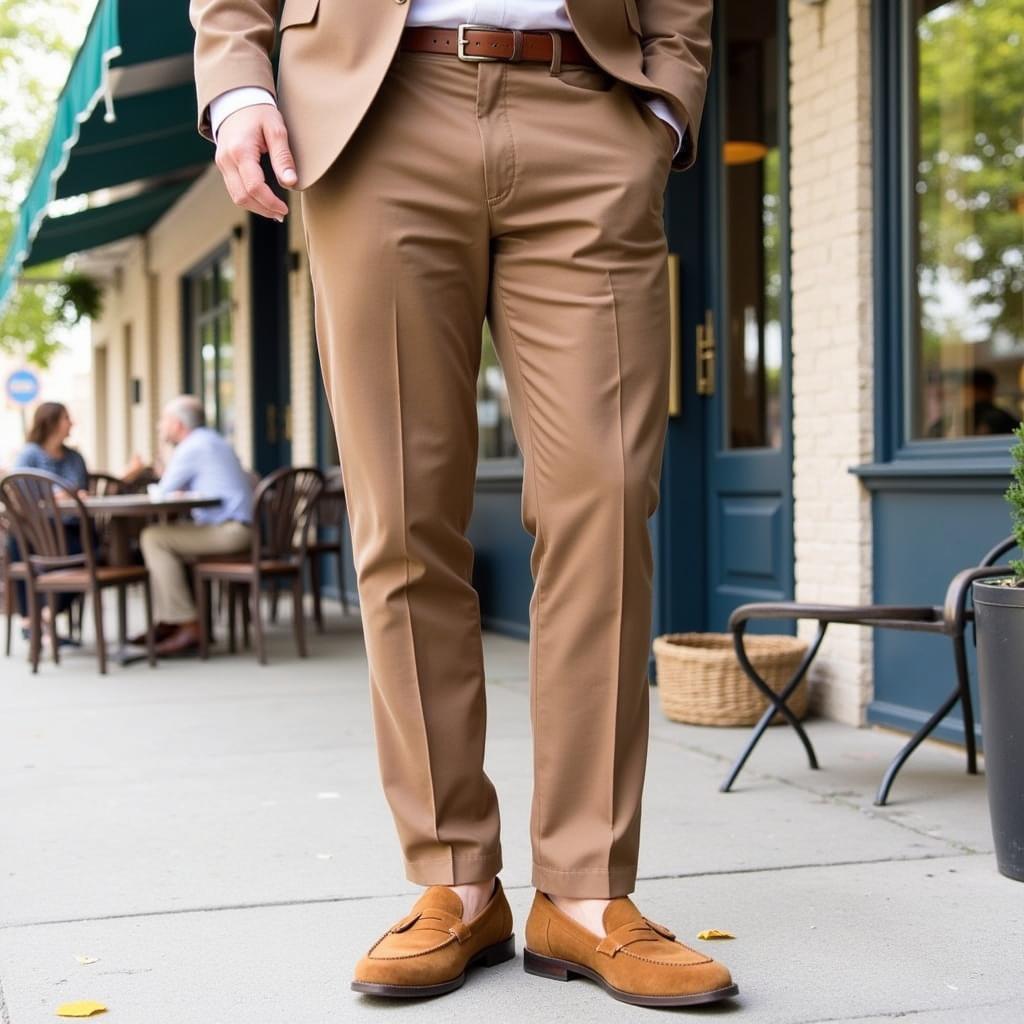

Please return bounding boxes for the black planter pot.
[973,578,1024,882]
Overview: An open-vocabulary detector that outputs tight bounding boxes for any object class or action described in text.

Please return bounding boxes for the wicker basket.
[652,632,810,726]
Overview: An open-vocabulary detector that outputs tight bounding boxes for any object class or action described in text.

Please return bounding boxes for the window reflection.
[909,0,1024,440]
[188,251,235,444]
[724,1,783,450]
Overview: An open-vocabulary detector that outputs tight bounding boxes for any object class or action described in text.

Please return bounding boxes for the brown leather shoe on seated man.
[129,622,176,647]
[351,878,515,998]
[523,891,739,1007]
[153,620,201,658]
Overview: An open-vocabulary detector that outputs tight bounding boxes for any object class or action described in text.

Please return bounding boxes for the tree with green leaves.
[1006,423,1024,583]
[916,0,1024,359]
[0,0,96,367]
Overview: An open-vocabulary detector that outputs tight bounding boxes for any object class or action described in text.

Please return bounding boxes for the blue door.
[250,209,292,474]
[705,0,793,628]
[656,0,793,639]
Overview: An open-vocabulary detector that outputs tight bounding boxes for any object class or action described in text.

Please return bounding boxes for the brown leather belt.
[400,24,598,69]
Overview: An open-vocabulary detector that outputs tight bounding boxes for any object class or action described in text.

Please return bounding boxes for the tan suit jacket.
[189,0,713,189]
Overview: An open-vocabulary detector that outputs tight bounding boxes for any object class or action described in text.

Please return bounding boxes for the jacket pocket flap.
[280,0,320,30]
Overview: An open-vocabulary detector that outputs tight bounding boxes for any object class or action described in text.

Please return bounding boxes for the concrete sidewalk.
[1,601,1020,1023]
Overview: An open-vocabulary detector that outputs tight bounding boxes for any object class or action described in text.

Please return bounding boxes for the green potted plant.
[972,422,1024,882]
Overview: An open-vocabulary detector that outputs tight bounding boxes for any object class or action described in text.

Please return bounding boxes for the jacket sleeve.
[638,0,714,172]
[189,0,281,143]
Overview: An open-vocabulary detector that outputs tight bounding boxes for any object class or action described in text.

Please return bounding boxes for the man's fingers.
[265,118,298,187]
[220,150,283,220]
[214,106,292,221]
[221,162,280,221]
[235,153,290,219]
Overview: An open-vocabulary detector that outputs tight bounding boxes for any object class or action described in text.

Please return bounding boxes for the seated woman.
[6,402,88,644]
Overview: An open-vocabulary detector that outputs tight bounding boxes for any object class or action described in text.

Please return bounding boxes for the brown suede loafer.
[523,890,739,1007]
[351,877,515,998]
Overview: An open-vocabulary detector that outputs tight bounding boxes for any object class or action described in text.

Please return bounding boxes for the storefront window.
[185,248,235,444]
[723,1,783,450]
[313,312,520,470]
[478,321,519,462]
[906,0,1024,440]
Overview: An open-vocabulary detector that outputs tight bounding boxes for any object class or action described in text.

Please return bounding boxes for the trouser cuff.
[531,862,637,898]
[405,849,504,886]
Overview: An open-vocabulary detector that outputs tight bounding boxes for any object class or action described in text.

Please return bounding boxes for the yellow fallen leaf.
[697,929,735,940]
[55,1000,107,1017]
[73,956,99,966]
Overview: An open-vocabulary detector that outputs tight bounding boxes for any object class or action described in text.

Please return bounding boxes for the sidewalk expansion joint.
[0,850,986,932]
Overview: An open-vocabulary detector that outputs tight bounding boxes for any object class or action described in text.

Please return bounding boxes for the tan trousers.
[140,521,252,623]
[300,51,674,898]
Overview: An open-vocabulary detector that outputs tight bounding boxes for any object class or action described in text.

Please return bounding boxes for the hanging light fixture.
[724,140,769,165]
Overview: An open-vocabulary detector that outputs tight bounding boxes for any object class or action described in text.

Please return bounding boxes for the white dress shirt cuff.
[210,87,278,143]
[642,95,686,158]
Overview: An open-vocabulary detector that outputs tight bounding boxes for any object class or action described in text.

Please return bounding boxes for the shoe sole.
[351,934,516,998]
[523,947,739,1007]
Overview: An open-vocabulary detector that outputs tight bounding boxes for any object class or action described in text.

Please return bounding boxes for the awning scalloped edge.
[0,41,123,317]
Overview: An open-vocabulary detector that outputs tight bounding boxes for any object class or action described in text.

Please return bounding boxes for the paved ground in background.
[1,599,1021,1023]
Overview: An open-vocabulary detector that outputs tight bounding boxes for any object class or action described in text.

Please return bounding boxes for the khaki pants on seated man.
[139,520,252,647]
[142,395,255,655]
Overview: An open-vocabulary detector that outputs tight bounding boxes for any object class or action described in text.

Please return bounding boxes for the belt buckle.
[457,23,502,62]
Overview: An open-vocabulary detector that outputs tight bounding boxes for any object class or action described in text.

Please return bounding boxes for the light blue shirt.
[157,427,252,526]
[14,442,89,491]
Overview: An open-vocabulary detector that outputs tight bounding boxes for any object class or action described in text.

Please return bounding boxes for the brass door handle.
[667,253,682,416]
[696,308,716,397]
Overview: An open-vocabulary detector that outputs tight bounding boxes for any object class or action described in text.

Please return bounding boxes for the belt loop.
[547,31,562,75]
[510,29,524,63]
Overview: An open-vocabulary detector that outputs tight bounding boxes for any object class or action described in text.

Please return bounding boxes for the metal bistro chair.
[1,508,17,656]
[306,467,352,630]
[87,471,125,496]
[3,475,76,660]
[267,468,351,631]
[0,470,156,674]
[722,535,1018,806]
[79,471,131,640]
[194,466,325,665]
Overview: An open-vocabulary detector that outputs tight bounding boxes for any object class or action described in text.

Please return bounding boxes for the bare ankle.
[549,894,612,936]
[448,877,496,919]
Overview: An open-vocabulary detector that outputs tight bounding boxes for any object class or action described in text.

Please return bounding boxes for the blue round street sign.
[6,369,40,406]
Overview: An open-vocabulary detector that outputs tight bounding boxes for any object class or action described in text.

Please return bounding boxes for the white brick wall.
[87,238,153,473]
[789,0,875,725]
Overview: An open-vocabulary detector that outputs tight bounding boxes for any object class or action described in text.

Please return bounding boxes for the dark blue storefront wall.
[863,471,1012,749]
[470,476,532,639]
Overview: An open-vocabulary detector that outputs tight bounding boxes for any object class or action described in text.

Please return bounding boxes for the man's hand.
[214,104,298,221]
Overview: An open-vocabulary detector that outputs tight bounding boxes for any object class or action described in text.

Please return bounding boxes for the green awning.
[0,0,210,310]
[23,179,195,270]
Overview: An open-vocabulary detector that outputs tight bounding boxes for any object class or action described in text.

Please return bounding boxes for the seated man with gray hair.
[139,395,253,657]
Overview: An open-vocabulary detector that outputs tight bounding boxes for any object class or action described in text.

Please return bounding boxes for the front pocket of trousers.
[552,66,617,93]
[634,96,675,163]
